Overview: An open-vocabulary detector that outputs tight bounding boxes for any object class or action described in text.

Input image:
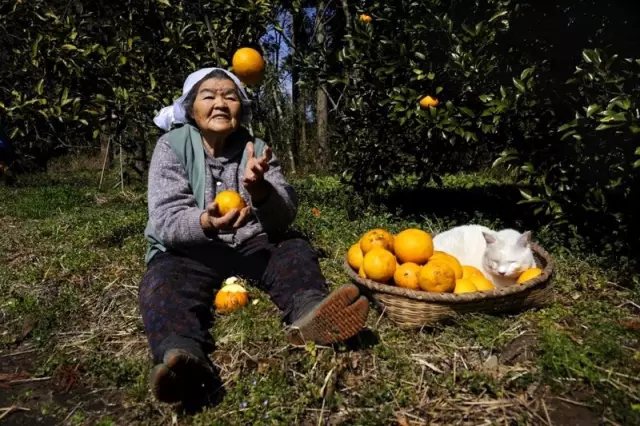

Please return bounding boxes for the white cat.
[432,225,536,288]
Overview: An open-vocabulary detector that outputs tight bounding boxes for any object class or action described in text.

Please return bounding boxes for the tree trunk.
[133,137,147,176]
[100,134,112,169]
[290,8,306,172]
[314,2,330,171]
[272,85,296,174]
[340,0,354,49]
[316,86,329,170]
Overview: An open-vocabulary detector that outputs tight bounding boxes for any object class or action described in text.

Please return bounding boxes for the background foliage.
[1,0,639,267]
[325,0,640,266]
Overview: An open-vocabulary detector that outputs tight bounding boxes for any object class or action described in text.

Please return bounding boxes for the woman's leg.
[139,251,222,362]
[139,251,227,403]
[237,237,370,345]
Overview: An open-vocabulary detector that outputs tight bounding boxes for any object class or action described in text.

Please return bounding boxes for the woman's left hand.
[242,141,272,203]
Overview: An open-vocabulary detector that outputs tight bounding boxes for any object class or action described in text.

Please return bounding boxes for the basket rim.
[344,242,554,304]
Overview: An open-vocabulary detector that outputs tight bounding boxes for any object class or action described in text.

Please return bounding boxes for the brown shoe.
[286,284,369,345]
[150,362,180,403]
[150,349,215,403]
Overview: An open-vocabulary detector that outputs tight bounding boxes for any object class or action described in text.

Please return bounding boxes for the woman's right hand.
[200,200,251,233]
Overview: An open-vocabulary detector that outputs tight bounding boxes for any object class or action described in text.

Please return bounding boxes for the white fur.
[432,225,536,287]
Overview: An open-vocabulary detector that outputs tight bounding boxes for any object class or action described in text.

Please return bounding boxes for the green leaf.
[459,107,474,118]
[512,77,525,93]
[61,44,78,51]
[600,112,626,123]
[595,123,621,131]
[489,10,508,22]
[519,189,533,200]
[414,52,426,60]
[581,49,601,65]
[586,104,600,117]
[557,121,576,132]
[35,79,44,96]
[611,97,631,110]
[520,67,534,80]
[31,34,43,58]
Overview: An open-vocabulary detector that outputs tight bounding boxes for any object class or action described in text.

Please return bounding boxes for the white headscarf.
[153,67,252,132]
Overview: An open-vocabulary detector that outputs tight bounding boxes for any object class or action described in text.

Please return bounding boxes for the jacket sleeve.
[251,149,298,233]
[147,137,211,248]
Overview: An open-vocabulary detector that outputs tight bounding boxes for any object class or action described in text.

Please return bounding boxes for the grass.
[0,160,639,425]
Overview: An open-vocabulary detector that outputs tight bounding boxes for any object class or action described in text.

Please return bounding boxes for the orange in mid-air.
[232,47,265,86]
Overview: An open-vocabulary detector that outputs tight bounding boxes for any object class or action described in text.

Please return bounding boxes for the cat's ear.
[482,231,497,245]
[518,231,532,247]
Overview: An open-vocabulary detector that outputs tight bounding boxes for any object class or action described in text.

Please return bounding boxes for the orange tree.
[331,0,521,192]
[327,0,640,268]
[0,0,276,173]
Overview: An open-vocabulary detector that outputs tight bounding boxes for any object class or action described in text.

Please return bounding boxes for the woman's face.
[191,78,242,138]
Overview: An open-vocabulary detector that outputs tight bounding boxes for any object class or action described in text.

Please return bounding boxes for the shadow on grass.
[381,184,543,230]
[342,328,380,351]
[177,363,226,415]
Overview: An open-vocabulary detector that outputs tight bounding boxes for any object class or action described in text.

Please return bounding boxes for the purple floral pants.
[138,237,328,363]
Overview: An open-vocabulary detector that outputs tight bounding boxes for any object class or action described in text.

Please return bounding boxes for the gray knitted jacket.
[146,129,297,261]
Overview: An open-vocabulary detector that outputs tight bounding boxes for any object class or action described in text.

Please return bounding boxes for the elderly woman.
[140,68,369,404]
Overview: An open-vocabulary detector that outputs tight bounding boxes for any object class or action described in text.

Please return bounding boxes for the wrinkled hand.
[200,200,251,233]
[242,141,272,202]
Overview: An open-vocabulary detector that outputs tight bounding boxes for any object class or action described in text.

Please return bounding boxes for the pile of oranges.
[347,228,541,294]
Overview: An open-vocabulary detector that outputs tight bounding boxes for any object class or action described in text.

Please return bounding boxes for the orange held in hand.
[214,281,249,313]
[214,190,246,216]
[232,47,265,86]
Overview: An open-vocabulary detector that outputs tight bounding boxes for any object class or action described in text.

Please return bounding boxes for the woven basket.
[344,243,554,329]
